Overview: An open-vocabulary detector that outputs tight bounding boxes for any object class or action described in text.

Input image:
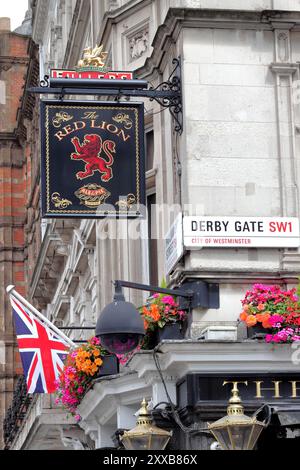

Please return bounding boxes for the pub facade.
[3,0,300,450]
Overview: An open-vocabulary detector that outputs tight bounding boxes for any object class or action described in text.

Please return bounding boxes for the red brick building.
[0,16,38,448]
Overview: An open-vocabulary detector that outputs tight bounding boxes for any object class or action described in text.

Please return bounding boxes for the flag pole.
[6,285,76,348]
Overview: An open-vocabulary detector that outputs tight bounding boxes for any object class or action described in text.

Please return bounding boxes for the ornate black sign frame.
[40,100,145,218]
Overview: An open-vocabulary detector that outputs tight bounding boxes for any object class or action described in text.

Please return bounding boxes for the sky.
[0,0,29,31]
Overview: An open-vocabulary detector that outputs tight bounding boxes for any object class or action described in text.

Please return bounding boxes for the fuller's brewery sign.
[40,100,145,217]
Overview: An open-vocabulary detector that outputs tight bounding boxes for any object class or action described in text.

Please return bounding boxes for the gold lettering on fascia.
[223,380,248,390]
[254,381,282,398]
[289,381,300,398]
[216,379,300,399]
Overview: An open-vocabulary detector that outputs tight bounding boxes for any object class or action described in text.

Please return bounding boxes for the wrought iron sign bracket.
[29,58,183,135]
[113,279,219,309]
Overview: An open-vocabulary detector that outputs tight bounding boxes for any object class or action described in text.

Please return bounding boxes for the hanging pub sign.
[40,100,145,218]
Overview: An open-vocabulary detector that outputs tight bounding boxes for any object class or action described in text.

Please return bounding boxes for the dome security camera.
[95,298,145,354]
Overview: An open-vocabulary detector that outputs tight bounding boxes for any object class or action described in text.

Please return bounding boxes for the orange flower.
[261,313,271,328]
[240,312,248,321]
[246,315,257,327]
[255,314,264,322]
[257,303,265,311]
[95,358,103,366]
[93,349,100,357]
[142,306,150,317]
[243,304,250,313]
[150,304,161,322]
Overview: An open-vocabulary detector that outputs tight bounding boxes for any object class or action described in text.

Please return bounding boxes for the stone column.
[270,24,300,272]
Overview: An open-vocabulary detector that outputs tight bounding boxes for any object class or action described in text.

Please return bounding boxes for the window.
[145,130,154,172]
[145,128,158,285]
[147,192,158,286]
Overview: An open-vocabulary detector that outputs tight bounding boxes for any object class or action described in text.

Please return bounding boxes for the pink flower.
[271,334,282,343]
[269,314,285,326]
[75,414,81,422]
[161,296,176,306]
[89,336,100,345]
[265,334,274,343]
[116,354,129,365]
[178,310,186,320]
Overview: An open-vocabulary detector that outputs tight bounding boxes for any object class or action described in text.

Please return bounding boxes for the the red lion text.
[70,134,115,181]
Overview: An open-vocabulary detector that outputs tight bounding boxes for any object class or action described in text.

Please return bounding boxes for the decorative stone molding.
[269,62,298,75]
[270,61,299,274]
[106,0,120,11]
[60,426,91,450]
[277,32,290,62]
[55,25,63,40]
[128,28,149,62]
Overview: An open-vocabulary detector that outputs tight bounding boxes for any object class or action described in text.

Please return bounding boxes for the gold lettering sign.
[221,379,300,399]
[289,381,300,398]
[254,381,282,399]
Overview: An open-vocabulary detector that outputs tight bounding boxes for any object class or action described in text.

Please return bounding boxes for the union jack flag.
[10,295,69,393]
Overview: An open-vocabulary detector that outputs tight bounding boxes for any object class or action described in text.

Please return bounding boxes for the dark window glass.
[147,192,158,286]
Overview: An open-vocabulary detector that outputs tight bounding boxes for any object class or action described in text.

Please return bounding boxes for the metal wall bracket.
[149,58,183,135]
[176,281,220,310]
[113,279,219,310]
[28,57,183,135]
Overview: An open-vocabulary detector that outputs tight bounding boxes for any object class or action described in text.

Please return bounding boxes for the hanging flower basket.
[247,323,271,339]
[140,290,187,349]
[239,284,300,344]
[55,337,116,421]
[156,322,185,342]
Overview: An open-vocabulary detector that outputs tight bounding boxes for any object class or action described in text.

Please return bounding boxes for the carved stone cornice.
[134,8,300,78]
[270,62,298,75]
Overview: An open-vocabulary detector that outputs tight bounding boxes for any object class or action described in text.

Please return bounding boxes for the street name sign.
[183,216,300,248]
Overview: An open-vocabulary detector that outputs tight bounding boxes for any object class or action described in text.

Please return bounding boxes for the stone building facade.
[4,0,300,450]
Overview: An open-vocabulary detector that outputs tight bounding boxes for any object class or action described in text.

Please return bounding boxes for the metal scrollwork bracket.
[149,58,183,135]
[39,74,50,87]
[30,58,183,135]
